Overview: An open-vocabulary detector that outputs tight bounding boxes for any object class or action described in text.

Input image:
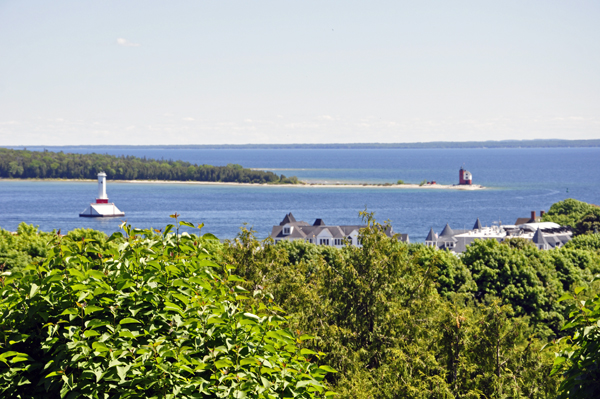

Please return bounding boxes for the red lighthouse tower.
[459,167,472,185]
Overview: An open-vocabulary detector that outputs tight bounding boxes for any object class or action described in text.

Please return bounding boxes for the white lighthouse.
[97,172,108,203]
[79,172,125,217]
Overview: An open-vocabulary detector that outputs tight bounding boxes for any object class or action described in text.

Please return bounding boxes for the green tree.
[541,199,597,229]
[565,233,600,251]
[460,239,565,333]
[575,208,600,236]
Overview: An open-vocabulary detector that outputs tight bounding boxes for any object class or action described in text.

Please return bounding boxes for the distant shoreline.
[4,139,600,150]
[0,178,485,190]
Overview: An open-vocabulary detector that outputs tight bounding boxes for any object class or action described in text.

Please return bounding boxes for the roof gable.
[279,212,297,225]
[532,228,548,245]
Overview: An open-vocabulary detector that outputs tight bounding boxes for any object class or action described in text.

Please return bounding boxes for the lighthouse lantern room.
[459,167,472,185]
[79,172,125,217]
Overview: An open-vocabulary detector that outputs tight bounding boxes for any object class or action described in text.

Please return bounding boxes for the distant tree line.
[8,138,600,150]
[0,148,300,184]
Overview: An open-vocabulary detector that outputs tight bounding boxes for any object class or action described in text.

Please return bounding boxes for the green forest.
[0,148,300,184]
[1,199,599,398]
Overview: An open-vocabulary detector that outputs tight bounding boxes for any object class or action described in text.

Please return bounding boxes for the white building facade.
[271,213,407,247]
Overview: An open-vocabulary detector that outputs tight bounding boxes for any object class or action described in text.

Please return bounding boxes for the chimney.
[531,211,536,221]
[540,210,545,217]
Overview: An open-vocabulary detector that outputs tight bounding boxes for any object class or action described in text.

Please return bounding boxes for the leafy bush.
[65,228,110,245]
[551,284,600,398]
[0,223,53,272]
[0,219,334,398]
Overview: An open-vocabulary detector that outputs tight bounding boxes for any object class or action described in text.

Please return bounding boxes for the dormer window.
[283,226,293,235]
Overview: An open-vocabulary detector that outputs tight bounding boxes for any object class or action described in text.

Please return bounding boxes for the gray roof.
[280,212,297,226]
[473,218,482,230]
[439,224,454,237]
[532,228,548,245]
[271,214,400,242]
[426,228,436,241]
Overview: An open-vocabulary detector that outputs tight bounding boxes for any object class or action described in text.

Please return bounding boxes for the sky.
[1,0,599,145]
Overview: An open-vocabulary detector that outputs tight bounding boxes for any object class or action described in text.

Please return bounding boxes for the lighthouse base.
[80,203,125,218]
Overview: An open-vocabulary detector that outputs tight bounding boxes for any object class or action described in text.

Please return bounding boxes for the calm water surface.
[1,148,598,241]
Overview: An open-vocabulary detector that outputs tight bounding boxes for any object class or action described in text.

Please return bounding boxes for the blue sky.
[1,0,599,145]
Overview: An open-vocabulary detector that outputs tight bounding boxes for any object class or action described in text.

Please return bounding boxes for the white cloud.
[116,38,140,47]
[318,115,335,121]
[182,117,194,121]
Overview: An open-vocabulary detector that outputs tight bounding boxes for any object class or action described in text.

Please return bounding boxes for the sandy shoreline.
[0,178,486,190]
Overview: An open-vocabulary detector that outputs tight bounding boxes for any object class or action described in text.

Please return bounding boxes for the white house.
[270,213,408,247]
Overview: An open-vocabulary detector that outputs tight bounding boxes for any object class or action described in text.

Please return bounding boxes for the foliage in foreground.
[3,198,600,398]
[550,284,600,398]
[0,219,333,398]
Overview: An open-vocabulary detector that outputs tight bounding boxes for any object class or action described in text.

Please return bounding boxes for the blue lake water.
[1,147,599,241]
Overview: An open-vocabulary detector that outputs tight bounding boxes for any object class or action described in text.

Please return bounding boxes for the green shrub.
[0,218,334,398]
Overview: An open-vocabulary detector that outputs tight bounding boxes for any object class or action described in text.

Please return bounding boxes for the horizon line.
[3,138,600,150]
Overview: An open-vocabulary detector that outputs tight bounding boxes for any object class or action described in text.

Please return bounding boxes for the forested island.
[1,199,599,398]
[0,148,300,184]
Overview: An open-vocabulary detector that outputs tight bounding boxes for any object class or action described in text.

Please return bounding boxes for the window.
[334,238,343,245]
[308,239,313,243]
[283,227,291,234]
[275,239,280,244]
[347,236,353,244]
[319,239,330,245]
